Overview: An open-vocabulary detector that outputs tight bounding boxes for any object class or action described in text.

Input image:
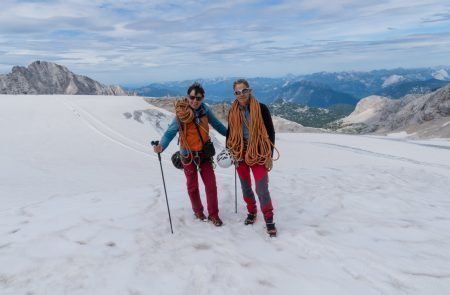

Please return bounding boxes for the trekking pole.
[151,140,174,234]
[234,165,237,214]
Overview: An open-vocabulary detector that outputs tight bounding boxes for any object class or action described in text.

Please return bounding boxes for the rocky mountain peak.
[0,61,127,95]
[333,84,450,138]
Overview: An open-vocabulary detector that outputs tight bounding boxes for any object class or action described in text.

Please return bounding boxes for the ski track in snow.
[1,95,450,294]
[62,96,232,178]
[62,97,229,172]
[62,97,158,160]
[312,142,450,171]
[364,135,450,150]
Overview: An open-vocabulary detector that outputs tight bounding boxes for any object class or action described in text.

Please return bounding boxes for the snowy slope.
[1,95,450,295]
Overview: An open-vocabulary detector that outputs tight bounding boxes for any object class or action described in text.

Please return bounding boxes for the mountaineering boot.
[194,212,207,221]
[208,215,223,227]
[266,222,277,237]
[244,213,257,225]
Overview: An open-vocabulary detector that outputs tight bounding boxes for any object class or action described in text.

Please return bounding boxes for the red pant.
[236,162,274,221]
[183,159,219,218]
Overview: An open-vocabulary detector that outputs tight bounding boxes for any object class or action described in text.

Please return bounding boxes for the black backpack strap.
[194,121,205,145]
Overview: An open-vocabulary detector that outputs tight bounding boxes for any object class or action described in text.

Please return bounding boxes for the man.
[226,79,278,237]
[153,82,227,226]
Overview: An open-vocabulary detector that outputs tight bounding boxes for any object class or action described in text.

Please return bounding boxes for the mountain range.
[130,67,450,107]
[1,60,448,137]
[0,61,127,95]
[329,84,450,138]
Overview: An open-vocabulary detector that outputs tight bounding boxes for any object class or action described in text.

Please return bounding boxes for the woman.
[226,79,278,236]
[153,82,227,226]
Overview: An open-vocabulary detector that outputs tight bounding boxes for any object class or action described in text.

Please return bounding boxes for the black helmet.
[171,151,184,169]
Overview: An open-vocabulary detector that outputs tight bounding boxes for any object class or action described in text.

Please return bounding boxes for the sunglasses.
[234,88,251,96]
[188,95,203,101]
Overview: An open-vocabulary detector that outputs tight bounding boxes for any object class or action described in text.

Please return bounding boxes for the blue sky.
[0,0,449,86]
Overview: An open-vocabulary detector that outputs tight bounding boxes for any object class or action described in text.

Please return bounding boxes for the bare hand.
[153,144,163,153]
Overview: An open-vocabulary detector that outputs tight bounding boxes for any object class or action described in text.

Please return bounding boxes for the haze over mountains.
[132,66,450,138]
[0,61,126,95]
[131,67,450,106]
[2,60,448,108]
[1,60,448,138]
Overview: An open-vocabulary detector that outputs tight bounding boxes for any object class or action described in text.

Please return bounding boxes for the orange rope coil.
[175,98,194,123]
[174,99,194,165]
[227,96,279,169]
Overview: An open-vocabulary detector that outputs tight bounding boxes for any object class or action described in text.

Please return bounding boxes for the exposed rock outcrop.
[0,61,127,95]
[332,85,450,138]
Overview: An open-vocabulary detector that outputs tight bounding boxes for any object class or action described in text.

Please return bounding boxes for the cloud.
[0,0,449,84]
[422,10,450,23]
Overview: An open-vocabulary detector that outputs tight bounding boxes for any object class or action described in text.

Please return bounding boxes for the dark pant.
[183,159,219,218]
[236,162,274,221]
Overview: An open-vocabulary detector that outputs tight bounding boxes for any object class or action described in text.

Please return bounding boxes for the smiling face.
[233,83,251,106]
[187,89,204,109]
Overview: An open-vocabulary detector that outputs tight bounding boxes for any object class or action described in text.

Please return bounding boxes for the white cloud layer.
[0,0,449,85]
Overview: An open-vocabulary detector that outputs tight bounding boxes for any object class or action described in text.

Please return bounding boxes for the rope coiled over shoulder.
[227,96,279,168]
[173,99,194,165]
[173,98,211,169]
[175,98,194,123]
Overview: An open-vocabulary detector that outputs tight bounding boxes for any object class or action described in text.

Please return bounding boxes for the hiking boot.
[208,215,223,227]
[244,213,257,225]
[266,222,277,237]
[194,212,207,221]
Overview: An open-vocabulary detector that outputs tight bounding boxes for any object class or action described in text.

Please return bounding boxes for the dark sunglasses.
[188,95,203,101]
[234,88,251,96]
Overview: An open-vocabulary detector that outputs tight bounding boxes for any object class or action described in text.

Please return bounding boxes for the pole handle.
[151,140,162,160]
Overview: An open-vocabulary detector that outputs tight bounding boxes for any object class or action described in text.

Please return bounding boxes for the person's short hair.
[233,79,250,89]
[187,82,205,97]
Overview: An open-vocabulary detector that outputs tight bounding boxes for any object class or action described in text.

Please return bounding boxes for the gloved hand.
[265,158,273,171]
